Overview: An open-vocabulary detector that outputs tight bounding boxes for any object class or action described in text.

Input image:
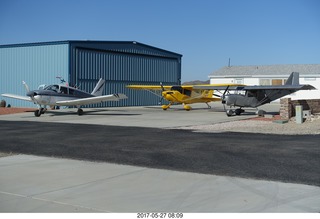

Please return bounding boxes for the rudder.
[91,78,106,96]
[285,72,299,85]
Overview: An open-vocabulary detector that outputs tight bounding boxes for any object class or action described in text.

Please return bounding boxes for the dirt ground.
[0,107,35,115]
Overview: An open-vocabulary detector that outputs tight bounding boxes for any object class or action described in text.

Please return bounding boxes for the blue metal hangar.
[0,40,182,107]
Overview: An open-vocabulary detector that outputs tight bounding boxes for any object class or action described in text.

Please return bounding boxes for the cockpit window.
[183,89,192,96]
[171,86,183,93]
[247,90,257,97]
[44,85,59,92]
[171,86,192,96]
[60,86,68,94]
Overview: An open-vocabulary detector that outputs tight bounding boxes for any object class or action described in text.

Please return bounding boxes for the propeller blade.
[23,82,38,104]
[22,81,30,93]
[213,94,221,98]
[160,82,165,91]
[222,85,230,98]
[158,96,164,105]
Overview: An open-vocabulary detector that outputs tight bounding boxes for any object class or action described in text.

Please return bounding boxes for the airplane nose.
[27,91,37,97]
[163,91,174,101]
[222,95,229,104]
[223,95,234,105]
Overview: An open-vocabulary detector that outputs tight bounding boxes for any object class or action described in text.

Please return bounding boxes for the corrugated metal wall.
[0,43,69,107]
[69,41,182,107]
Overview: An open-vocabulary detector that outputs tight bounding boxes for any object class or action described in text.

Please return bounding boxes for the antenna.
[56,76,66,84]
[228,58,231,67]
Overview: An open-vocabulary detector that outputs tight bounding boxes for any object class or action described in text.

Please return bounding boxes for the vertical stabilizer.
[285,72,299,85]
[91,78,105,96]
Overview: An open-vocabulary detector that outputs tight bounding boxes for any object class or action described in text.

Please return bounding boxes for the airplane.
[1,78,128,117]
[127,83,242,111]
[194,72,316,116]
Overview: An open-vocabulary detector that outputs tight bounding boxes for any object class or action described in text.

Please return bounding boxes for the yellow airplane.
[127,83,241,111]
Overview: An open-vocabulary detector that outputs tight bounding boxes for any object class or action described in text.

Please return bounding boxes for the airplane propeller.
[160,82,165,91]
[213,85,232,116]
[221,86,233,116]
[22,81,44,117]
[23,81,38,104]
[222,85,229,102]
[22,81,30,93]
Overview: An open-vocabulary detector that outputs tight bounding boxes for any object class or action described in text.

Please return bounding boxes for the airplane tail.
[285,72,299,86]
[91,78,106,96]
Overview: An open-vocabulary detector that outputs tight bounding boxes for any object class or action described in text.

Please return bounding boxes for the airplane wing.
[55,93,127,106]
[243,85,316,90]
[194,84,246,91]
[194,84,316,91]
[191,84,245,90]
[126,85,173,90]
[1,93,33,102]
[127,84,244,90]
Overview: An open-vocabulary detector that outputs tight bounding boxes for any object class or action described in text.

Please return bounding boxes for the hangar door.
[72,48,181,107]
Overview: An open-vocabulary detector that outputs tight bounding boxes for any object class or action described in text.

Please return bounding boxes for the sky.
[0,0,319,82]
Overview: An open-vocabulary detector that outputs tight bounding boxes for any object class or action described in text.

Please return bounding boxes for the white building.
[209,64,320,100]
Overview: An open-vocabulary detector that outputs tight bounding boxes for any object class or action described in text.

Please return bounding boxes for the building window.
[304,78,316,81]
[259,79,271,85]
[234,78,243,84]
[272,79,283,85]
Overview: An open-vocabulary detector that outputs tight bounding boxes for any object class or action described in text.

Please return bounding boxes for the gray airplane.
[195,72,316,116]
[2,78,127,117]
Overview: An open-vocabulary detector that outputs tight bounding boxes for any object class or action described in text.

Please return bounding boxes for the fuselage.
[224,89,296,108]
[27,84,94,106]
[162,86,219,104]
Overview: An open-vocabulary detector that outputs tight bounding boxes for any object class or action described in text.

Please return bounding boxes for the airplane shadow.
[45,109,141,117]
[143,106,214,111]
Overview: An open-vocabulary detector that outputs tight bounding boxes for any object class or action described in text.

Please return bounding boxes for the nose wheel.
[225,108,245,117]
[34,107,46,117]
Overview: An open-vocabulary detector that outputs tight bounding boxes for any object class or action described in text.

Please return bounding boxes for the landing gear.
[226,109,234,117]
[34,110,41,117]
[162,103,192,111]
[235,108,245,115]
[77,108,84,116]
[256,109,266,116]
[162,103,172,110]
[225,108,245,117]
[34,107,46,117]
[183,104,192,111]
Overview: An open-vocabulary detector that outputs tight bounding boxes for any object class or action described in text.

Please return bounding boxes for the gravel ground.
[178,114,320,135]
[0,152,15,158]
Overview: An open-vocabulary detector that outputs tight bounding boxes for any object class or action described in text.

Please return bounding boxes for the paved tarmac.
[0,103,319,212]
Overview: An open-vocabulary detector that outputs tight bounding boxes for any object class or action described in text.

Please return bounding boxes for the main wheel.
[77,109,84,115]
[40,108,46,114]
[226,109,234,117]
[183,105,192,111]
[235,108,244,115]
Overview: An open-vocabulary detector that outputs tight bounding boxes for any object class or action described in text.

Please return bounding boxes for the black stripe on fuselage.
[34,90,94,98]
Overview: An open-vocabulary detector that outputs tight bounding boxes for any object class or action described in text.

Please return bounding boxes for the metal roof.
[0,40,182,58]
[209,64,320,78]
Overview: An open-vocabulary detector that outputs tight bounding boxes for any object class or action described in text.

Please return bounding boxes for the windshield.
[44,85,59,92]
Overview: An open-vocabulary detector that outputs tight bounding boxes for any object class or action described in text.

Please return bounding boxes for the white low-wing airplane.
[1,78,127,117]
